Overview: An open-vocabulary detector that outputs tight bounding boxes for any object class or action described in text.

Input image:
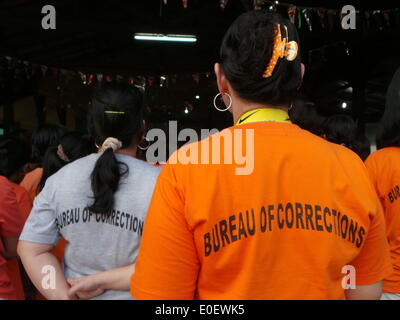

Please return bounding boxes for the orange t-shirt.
[0,177,24,300]
[131,122,392,300]
[20,168,43,202]
[20,168,66,300]
[365,147,400,293]
[6,183,33,300]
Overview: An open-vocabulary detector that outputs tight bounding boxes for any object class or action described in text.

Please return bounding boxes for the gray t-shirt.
[20,153,161,300]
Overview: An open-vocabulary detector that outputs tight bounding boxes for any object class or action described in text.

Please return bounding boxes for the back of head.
[88,82,144,214]
[220,11,302,107]
[0,136,31,183]
[289,100,326,136]
[323,115,357,148]
[376,66,400,149]
[59,132,92,162]
[352,131,371,161]
[39,132,92,191]
[31,124,68,165]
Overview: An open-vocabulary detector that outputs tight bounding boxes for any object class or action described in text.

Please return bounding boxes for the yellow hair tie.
[104,111,125,115]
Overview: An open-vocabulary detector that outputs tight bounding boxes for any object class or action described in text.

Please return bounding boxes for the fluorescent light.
[134,33,197,43]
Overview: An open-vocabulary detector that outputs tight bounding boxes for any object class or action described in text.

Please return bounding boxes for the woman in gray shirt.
[18,82,160,300]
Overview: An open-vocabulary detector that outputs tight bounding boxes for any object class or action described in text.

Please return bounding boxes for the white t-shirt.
[20,153,161,300]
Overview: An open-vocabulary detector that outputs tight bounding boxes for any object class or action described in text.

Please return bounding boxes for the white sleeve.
[19,175,61,245]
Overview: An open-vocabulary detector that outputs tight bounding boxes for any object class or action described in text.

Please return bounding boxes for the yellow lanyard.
[235,108,291,126]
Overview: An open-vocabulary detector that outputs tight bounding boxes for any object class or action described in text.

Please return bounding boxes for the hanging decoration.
[253,0,263,10]
[316,8,326,29]
[302,8,313,32]
[220,0,229,10]
[288,5,296,24]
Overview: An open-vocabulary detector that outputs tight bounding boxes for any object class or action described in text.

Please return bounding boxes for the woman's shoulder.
[118,155,162,178]
[367,146,400,161]
[48,153,99,181]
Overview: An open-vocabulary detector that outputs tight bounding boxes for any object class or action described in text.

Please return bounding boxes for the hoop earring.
[213,92,232,112]
[138,137,151,151]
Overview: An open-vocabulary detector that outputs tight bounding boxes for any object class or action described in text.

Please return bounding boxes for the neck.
[232,100,289,124]
[115,145,138,158]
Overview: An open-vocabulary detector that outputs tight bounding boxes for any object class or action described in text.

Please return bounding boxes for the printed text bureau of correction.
[55,208,144,234]
[204,202,367,257]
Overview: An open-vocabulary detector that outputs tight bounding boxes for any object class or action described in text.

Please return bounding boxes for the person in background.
[323,115,371,161]
[20,124,67,201]
[353,131,371,162]
[0,179,25,300]
[131,11,392,300]
[365,67,400,300]
[33,131,92,300]
[0,136,32,300]
[18,82,161,300]
[0,136,32,218]
[289,100,326,136]
[39,132,93,191]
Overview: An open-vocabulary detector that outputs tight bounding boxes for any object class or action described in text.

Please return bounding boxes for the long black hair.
[0,136,31,182]
[39,132,92,191]
[289,100,326,136]
[376,66,400,149]
[323,115,357,148]
[323,114,371,160]
[88,82,144,214]
[219,11,302,108]
[31,124,68,165]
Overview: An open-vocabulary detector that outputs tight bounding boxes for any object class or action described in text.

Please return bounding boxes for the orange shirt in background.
[20,167,66,300]
[6,183,32,300]
[131,122,392,300]
[20,168,43,202]
[365,147,400,293]
[0,177,24,300]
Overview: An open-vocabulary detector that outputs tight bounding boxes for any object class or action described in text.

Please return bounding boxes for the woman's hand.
[67,276,105,300]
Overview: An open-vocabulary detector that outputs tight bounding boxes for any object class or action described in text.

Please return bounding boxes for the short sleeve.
[350,204,393,285]
[131,164,199,300]
[19,176,60,245]
[0,178,24,238]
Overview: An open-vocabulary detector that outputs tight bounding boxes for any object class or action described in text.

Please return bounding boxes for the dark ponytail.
[88,82,143,214]
[89,148,126,213]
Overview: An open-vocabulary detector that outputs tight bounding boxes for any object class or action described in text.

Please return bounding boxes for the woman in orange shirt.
[20,124,67,201]
[0,136,32,299]
[131,12,392,300]
[365,67,400,300]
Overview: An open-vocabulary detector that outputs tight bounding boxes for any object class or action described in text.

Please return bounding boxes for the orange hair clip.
[262,24,298,78]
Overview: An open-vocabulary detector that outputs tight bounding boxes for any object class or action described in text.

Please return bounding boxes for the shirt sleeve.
[0,179,24,238]
[349,201,393,285]
[19,175,60,245]
[131,164,199,300]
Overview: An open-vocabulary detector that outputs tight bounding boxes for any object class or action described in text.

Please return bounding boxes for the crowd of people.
[0,11,399,300]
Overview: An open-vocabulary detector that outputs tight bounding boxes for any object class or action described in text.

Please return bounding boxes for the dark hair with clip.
[87,82,144,214]
[219,11,302,108]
